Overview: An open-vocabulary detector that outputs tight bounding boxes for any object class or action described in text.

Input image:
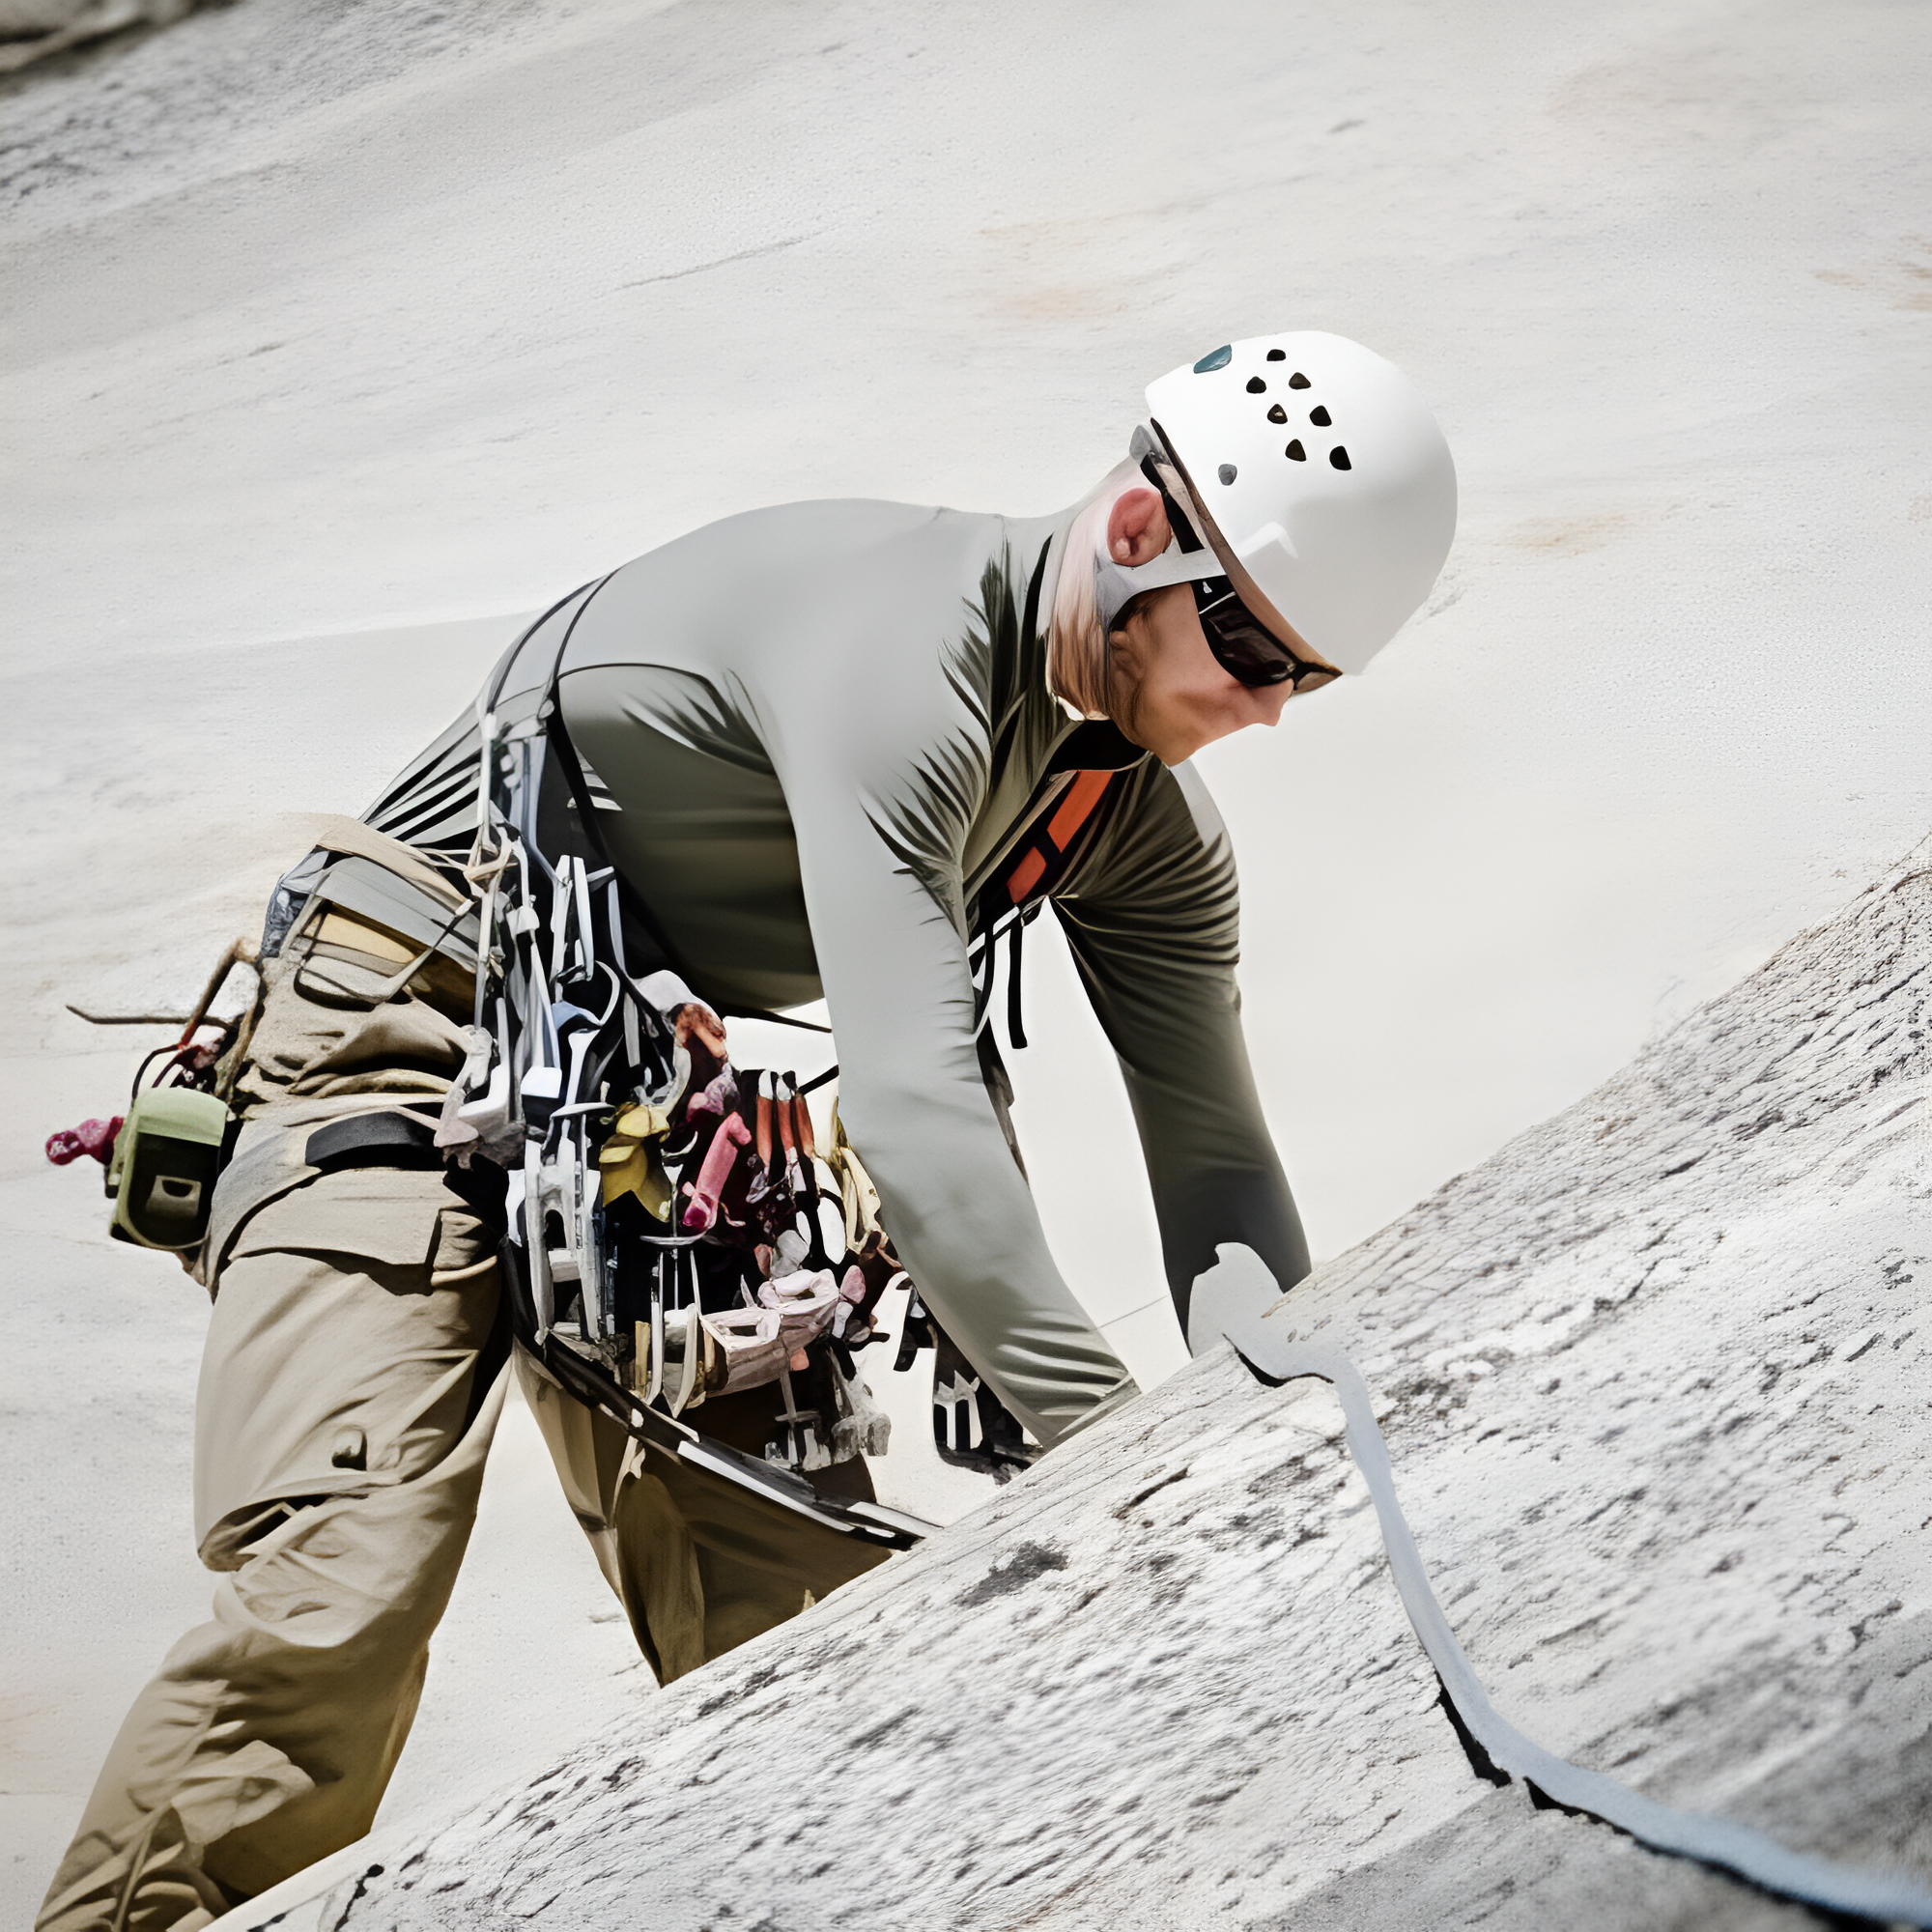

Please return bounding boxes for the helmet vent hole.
[1266,404,1287,424]
[1288,372,1311,389]
[1329,445,1351,470]
[1194,345,1233,373]
[1245,376,1266,394]
[1217,463,1238,486]
[1285,440,1306,462]
[1266,347,1287,361]
[1309,406,1332,427]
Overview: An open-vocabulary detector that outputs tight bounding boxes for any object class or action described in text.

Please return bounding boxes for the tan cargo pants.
[38,914,890,1932]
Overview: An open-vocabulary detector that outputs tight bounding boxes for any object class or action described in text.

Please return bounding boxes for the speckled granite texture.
[308,840,1931,1931]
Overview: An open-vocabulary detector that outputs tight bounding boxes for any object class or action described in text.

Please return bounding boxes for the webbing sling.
[973,764,1123,1051]
[1005,768,1114,902]
[1219,1321,1932,1927]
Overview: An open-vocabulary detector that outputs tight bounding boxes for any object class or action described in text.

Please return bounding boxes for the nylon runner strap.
[1217,1322,1932,1927]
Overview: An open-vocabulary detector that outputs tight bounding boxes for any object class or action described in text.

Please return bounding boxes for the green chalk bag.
[106,1085,232,1251]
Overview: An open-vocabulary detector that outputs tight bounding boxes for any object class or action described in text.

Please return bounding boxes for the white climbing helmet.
[1141,331,1456,675]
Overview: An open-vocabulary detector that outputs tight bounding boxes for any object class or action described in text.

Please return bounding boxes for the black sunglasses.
[1192,577,1339,692]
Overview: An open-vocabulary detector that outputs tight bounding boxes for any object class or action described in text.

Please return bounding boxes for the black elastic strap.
[304,1111,441,1172]
[1006,912,1027,1050]
[723,1005,833,1035]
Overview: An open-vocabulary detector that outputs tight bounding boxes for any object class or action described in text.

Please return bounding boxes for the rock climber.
[39,330,1454,1930]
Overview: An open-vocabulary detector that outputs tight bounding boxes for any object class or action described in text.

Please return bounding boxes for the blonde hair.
[1045,459,1146,721]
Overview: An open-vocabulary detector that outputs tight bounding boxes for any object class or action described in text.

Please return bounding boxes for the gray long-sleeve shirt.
[365,498,1309,1445]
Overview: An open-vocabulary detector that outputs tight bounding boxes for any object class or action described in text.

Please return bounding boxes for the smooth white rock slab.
[308,845,1932,1930]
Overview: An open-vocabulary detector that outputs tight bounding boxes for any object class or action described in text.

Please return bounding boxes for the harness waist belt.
[304,1112,442,1174]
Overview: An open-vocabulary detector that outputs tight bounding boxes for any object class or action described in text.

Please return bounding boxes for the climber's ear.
[1106,488,1171,568]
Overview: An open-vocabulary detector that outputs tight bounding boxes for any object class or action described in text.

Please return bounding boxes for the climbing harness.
[1215,1316,1932,1928]
[393,588,944,1544]
[427,578,1146,1496]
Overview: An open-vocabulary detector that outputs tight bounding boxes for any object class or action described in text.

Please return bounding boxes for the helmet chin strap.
[1093,544,1224,635]
[1094,424,1226,633]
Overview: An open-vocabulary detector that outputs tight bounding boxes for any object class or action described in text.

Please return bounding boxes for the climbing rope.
[1221,1324,1932,1927]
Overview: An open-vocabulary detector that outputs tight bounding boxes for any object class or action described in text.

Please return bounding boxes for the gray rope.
[1221,1324,1932,1928]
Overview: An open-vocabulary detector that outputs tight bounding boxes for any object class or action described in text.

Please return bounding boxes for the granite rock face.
[0,0,213,75]
[331,848,1932,1931]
